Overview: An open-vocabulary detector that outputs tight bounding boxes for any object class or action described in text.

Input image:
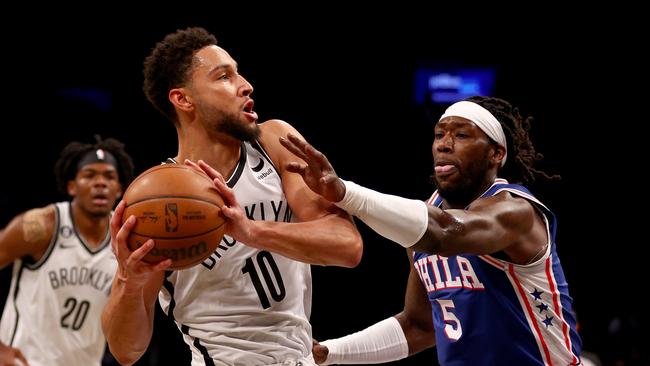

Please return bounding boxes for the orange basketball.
[122,164,225,270]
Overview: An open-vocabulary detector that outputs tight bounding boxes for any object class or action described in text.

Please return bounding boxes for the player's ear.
[169,88,193,112]
[67,180,77,197]
[115,184,123,200]
[491,144,506,167]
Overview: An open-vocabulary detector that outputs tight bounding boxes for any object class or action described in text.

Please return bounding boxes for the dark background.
[0,10,645,366]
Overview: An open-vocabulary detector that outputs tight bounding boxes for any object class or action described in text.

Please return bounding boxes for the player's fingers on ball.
[15,349,29,366]
[197,160,224,180]
[110,201,126,235]
[183,159,202,173]
[213,178,236,202]
[150,258,172,272]
[130,239,155,263]
[219,205,237,219]
[116,215,136,244]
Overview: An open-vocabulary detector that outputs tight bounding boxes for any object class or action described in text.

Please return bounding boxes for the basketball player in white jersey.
[0,136,134,366]
[102,27,363,366]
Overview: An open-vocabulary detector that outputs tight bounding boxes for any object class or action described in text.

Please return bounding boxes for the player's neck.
[176,131,242,180]
[440,175,498,209]
[70,202,109,248]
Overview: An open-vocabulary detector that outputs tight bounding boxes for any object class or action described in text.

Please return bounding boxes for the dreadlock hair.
[465,96,559,184]
[143,27,218,123]
[54,135,135,195]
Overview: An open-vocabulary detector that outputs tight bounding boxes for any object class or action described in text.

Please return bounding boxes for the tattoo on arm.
[22,207,49,243]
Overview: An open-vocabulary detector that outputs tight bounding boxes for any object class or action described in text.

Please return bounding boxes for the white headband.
[439,101,508,167]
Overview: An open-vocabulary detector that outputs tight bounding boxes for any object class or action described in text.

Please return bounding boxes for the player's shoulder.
[470,189,533,212]
[259,119,297,136]
[22,204,57,224]
[258,119,303,162]
[471,191,540,232]
[258,119,307,146]
[6,203,57,249]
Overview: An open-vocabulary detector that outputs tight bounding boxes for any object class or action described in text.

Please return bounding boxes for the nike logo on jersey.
[251,157,265,172]
[59,243,76,249]
[252,157,275,180]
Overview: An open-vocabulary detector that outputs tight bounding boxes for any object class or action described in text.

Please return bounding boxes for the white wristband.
[320,317,408,364]
[335,180,429,248]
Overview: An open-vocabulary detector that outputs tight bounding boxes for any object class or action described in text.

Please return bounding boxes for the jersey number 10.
[242,251,287,309]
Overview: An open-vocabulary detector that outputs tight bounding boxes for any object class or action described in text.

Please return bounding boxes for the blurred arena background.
[1,9,644,365]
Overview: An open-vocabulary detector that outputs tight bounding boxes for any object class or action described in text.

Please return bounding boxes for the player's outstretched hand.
[279,133,346,203]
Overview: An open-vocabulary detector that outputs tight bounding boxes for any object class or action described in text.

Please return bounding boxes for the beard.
[197,101,260,142]
[218,115,261,142]
[430,155,491,207]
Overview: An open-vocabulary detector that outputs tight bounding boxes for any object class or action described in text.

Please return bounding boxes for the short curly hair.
[54,135,135,195]
[143,27,218,122]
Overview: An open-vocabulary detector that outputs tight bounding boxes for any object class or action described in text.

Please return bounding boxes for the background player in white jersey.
[280,96,582,365]
[0,136,134,366]
[102,27,363,366]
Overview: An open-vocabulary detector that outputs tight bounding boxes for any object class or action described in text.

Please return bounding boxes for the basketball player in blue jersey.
[0,136,134,366]
[280,96,582,365]
[102,27,362,366]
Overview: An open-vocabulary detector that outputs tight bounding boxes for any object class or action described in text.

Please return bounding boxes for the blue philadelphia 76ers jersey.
[413,178,581,365]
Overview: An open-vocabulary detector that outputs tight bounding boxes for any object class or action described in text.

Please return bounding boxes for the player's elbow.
[102,315,146,366]
[340,234,363,268]
[110,349,144,366]
[0,255,11,269]
[106,337,147,366]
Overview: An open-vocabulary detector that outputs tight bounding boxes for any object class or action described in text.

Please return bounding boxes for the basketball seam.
[130,221,226,240]
[127,165,214,191]
[125,195,223,208]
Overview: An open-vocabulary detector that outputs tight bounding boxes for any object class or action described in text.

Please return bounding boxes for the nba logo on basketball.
[165,203,179,232]
[122,164,226,269]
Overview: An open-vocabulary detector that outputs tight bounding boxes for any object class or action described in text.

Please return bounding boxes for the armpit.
[22,207,51,243]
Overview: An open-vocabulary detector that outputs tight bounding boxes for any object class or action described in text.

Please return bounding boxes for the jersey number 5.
[242,251,286,309]
[436,299,462,340]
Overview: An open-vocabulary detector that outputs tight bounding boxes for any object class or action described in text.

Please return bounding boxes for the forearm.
[336,181,429,248]
[320,317,409,364]
[394,312,436,355]
[248,212,362,267]
[102,279,156,365]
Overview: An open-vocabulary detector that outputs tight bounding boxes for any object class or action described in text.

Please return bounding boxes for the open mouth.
[92,194,109,205]
[434,160,457,176]
[242,99,258,122]
[243,100,254,113]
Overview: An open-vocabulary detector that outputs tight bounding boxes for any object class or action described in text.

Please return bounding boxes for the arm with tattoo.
[0,205,55,268]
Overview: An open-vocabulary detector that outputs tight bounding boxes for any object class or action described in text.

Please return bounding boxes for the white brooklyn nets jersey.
[0,202,116,366]
[160,141,312,365]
